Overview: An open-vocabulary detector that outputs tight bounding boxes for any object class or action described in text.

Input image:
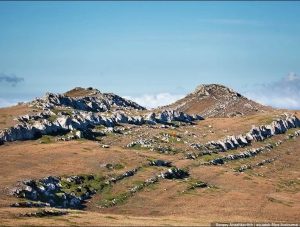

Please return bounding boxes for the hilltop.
[164,84,275,118]
[29,86,146,112]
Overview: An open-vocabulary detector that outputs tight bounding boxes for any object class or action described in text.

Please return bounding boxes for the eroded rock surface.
[0,109,203,143]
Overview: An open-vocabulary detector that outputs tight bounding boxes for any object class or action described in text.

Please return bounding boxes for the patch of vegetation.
[59,173,109,198]
[168,195,175,200]
[65,87,91,97]
[97,191,132,207]
[243,176,252,180]
[132,180,144,186]
[257,115,276,125]
[201,153,220,162]
[48,115,58,122]
[82,147,92,151]
[277,179,300,192]
[0,121,6,124]
[268,197,283,204]
[202,186,220,194]
[105,216,117,220]
[147,183,158,190]
[94,125,106,130]
[50,109,60,115]
[112,164,124,170]
[127,144,149,151]
[77,138,89,143]
[168,136,184,143]
[150,210,160,214]
[38,135,55,144]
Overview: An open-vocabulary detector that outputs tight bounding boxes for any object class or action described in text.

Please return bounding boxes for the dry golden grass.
[1,103,300,226]
[1,127,300,225]
[64,87,96,98]
[0,105,38,131]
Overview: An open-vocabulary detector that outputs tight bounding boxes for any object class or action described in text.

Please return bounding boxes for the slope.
[164,84,276,118]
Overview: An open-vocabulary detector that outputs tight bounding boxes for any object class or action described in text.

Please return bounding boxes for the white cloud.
[243,72,300,110]
[0,98,26,108]
[245,92,300,109]
[285,72,300,81]
[123,93,185,109]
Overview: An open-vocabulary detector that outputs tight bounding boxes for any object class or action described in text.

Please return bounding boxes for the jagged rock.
[200,114,300,153]
[0,106,203,144]
[113,112,129,123]
[75,131,83,138]
[0,123,35,141]
[149,160,172,167]
[159,168,189,179]
[185,152,198,159]
[29,88,145,112]
[126,142,137,148]
[145,112,156,125]
[155,110,203,124]
[238,165,251,172]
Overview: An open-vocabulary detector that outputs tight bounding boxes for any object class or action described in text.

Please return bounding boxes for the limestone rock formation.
[189,114,300,154]
[0,109,203,143]
[29,87,145,112]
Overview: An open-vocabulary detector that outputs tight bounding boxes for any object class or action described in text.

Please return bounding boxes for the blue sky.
[1,1,300,109]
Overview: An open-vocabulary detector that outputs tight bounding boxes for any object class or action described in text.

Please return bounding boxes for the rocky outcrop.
[98,176,160,209]
[0,109,203,143]
[202,126,300,166]
[12,167,141,210]
[181,181,209,193]
[29,88,145,112]
[236,154,280,172]
[12,176,84,209]
[202,115,300,153]
[15,112,51,122]
[14,209,68,218]
[158,168,189,179]
[149,160,172,167]
[98,167,189,209]
[155,110,203,124]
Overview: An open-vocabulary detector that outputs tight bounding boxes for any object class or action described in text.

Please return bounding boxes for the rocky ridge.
[0,109,203,143]
[203,114,300,152]
[124,114,300,157]
[29,87,145,112]
[202,128,300,166]
[11,164,190,210]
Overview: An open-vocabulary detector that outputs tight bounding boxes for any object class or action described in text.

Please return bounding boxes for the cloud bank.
[244,72,300,110]
[0,73,24,86]
[0,98,24,108]
[123,93,184,109]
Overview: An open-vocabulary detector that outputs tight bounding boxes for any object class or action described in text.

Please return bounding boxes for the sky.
[0,1,300,109]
